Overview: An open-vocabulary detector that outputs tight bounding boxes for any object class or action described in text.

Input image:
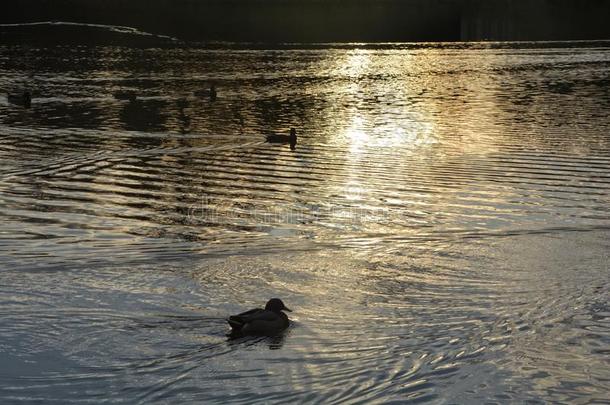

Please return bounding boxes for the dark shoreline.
[2,0,610,43]
[2,21,610,50]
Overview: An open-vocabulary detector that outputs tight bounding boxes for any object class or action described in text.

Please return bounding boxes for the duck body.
[194,85,217,101]
[113,90,136,102]
[7,91,31,108]
[227,298,291,337]
[266,128,297,150]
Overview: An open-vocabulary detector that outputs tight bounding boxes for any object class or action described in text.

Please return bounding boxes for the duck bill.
[284,307,292,312]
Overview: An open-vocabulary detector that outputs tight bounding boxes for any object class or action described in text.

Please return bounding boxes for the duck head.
[265,298,292,313]
[289,128,297,150]
[23,91,32,108]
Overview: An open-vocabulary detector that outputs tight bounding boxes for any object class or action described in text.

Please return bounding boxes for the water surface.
[1,35,609,403]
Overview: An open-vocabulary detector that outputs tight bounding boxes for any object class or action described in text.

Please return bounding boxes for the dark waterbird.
[194,84,217,101]
[266,128,297,150]
[227,298,292,338]
[7,91,31,108]
[113,90,137,102]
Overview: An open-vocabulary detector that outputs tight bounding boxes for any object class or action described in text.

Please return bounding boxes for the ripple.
[1,42,610,403]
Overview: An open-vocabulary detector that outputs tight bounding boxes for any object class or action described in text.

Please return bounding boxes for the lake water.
[1,37,609,403]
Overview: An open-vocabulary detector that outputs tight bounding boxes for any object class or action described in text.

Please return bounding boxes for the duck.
[227,298,291,337]
[194,84,217,101]
[113,90,137,102]
[7,91,31,108]
[266,128,297,150]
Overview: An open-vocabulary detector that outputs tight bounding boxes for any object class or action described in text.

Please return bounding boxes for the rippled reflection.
[1,39,609,403]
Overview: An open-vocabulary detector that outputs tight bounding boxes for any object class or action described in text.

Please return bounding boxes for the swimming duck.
[194,84,217,101]
[113,90,136,102]
[266,128,297,150]
[227,298,291,337]
[7,91,31,108]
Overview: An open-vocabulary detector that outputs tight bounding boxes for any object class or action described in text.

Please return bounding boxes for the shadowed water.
[1,32,609,403]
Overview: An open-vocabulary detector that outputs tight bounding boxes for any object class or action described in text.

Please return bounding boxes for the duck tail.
[227,317,245,338]
[227,316,244,329]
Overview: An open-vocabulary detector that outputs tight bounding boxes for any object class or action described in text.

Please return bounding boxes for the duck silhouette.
[113,90,136,102]
[194,84,217,101]
[7,91,31,108]
[266,128,297,150]
[227,298,291,337]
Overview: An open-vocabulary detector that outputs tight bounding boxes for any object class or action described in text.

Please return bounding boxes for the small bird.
[266,128,297,150]
[227,298,292,337]
[7,91,31,108]
[194,84,217,101]
[113,90,136,102]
